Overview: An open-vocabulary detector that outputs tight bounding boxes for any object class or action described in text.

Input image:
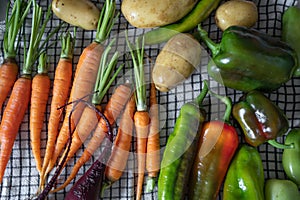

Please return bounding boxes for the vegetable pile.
[0,0,300,200]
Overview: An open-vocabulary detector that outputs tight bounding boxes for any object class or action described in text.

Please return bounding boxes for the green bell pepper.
[282,6,300,76]
[265,179,300,200]
[223,144,265,200]
[232,90,289,147]
[282,128,300,187]
[197,25,298,92]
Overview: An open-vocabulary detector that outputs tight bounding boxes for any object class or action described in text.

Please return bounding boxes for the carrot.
[102,95,136,193]
[48,38,123,181]
[43,0,118,178]
[50,83,132,192]
[127,36,150,200]
[0,77,31,183]
[41,103,113,200]
[145,81,160,192]
[0,0,31,110]
[0,1,57,183]
[36,101,112,200]
[30,52,50,174]
[39,31,75,188]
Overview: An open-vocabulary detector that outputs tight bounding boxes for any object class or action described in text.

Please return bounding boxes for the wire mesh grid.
[0,0,299,199]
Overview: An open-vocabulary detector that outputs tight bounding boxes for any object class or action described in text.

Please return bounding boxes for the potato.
[121,0,198,28]
[52,0,100,30]
[152,33,202,92]
[215,0,258,31]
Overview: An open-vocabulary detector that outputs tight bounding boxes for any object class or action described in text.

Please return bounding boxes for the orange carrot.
[0,0,31,110]
[44,0,117,177]
[40,31,74,187]
[0,77,31,183]
[145,82,160,192]
[30,52,50,174]
[0,59,18,110]
[127,36,150,200]
[0,1,57,184]
[50,83,132,192]
[49,39,123,178]
[103,95,136,189]
[134,111,150,200]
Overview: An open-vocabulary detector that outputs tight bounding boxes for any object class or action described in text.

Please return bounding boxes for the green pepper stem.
[197,25,220,57]
[195,80,209,106]
[268,139,295,149]
[208,90,232,123]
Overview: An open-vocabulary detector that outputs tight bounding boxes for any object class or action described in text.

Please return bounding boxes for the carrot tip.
[145,177,156,193]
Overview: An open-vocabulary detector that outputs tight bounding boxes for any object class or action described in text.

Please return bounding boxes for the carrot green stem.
[126,35,146,111]
[23,2,60,76]
[208,89,232,123]
[60,29,75,60]
[37,52,48,75]
[95,0,118,44]
[92,38,124,105]
[3,0,31,59]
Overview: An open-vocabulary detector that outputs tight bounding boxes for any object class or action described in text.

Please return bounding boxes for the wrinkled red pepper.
[189,90,239,200]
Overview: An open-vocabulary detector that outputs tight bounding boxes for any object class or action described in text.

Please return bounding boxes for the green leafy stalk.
[37,51,48,75]
[23,1,60,75]
[95,0,118,44]
[126,35,146,111]
[3,0,31,59]
[92,38,124,105]
[60,29,76,60]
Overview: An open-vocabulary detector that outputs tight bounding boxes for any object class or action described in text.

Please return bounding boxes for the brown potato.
[52,0,100,30]
[215,0,258,31]
[152,33,202,92]
[121,0,198,28]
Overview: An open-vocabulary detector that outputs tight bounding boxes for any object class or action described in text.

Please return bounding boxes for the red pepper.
[189,90,239,200]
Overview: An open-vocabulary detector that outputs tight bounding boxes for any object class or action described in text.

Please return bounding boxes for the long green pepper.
[143,0,221,45]
[158,82,208,200]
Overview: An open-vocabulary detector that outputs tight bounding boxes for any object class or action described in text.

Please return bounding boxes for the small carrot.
[102,95,136,193]
[40,31,75,188]
[44,0,118,177]
[0,1,57,183]
[50,83,132,192]
[0,0,31,110]
[0,77,31,183]
[30,52,50,174]
[127,36,150,200]
[145,81,160,192]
